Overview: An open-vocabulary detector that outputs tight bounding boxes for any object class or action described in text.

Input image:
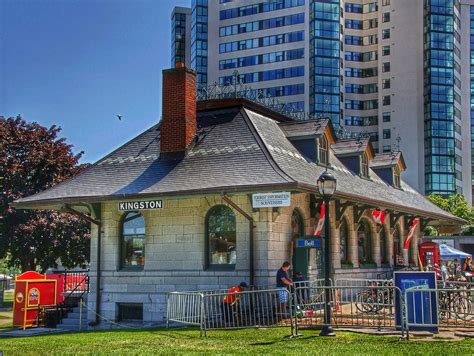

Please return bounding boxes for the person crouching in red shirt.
[221,282,248,325]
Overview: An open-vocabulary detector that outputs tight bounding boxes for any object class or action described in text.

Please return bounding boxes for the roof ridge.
[240,108,296,184]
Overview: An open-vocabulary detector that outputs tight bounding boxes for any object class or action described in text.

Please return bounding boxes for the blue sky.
[1,0,190,163]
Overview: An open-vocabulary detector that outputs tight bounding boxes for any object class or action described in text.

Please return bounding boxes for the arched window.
[207,205,236,267]
[121,211,146,269]
[358,220,372,264]
[360,152,369,178]
[291,209,304,240]
[318,134,329,166]
[340,218,349,263]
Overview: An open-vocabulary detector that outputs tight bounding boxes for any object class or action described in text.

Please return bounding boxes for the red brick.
[160,66,196,154]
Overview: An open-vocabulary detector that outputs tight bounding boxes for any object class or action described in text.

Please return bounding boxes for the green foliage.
[0,258,20,275]
[426,194,474,235]
[0,116,90,271]
[425,226,439,237]
[427,194,473,222]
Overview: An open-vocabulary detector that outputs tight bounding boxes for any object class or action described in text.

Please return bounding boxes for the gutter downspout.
[221,194,255,286]
[93,214,102,325]
[64,203,102,326]
[91,204,102,326]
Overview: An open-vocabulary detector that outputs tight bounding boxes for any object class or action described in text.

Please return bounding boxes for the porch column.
[348,221,359,268]
[386,225,394,267]
[372,225,381,267]
[401,217,409,266]
[330,201,341,270]
[410,224,421,267]
[331,225,341,270]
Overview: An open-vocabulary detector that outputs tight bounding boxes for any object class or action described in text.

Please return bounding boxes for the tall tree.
[0,115,90,271]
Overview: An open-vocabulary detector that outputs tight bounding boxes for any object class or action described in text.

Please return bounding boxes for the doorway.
[291,209,322,280]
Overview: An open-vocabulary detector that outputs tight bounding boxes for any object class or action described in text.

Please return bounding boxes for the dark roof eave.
[294,183,465,225]
[334,151,363,158]
[11,182,302,210]
[286,134,320,141]
[12,184,464,226]
[370,164,395,169]
[335,190,465,225]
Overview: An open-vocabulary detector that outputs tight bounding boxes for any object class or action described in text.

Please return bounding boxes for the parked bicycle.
[355,280,394,314]
[438,282,472,322]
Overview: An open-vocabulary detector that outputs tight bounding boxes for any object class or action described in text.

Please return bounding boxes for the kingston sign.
[118,200,163,211]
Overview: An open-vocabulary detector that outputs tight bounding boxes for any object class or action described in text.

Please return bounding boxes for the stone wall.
[87,192,421,327]
[87,194,253,326]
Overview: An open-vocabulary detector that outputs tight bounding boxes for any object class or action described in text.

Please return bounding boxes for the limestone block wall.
[259,193,312,285]
[87,194,254,327]
[86,191,423,327]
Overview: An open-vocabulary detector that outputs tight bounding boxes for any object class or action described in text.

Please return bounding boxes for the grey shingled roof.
[332,138,370,156]
[15,107,293,206]
[14,102,462,224]
[371,151,406,170]
[244,109,461,223]
[279,119,329,140]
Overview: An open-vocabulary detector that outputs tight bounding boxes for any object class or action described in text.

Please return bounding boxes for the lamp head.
[317,171,337,198]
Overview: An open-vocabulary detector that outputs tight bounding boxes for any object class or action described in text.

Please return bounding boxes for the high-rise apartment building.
[171,7,192,67]
[465,1,474,198]
[172,0,474,204]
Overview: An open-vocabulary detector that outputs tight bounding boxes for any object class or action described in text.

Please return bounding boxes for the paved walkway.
[0,327,65,338]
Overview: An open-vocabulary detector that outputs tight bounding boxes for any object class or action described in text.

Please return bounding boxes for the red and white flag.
[372,209,386,225]
[314,202,325,236]
[404,218,419,250]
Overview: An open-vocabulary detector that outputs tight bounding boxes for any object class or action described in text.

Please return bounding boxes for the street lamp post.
[317,171,337,337]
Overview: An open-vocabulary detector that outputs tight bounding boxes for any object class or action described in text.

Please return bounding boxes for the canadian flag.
[372,210,386,225]
[404,218,419,250]
[314,202,325,236]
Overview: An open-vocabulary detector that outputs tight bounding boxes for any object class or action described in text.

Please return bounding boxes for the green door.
[293,248,309,279]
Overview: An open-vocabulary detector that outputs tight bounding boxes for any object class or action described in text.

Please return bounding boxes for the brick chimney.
[160,63,197,160]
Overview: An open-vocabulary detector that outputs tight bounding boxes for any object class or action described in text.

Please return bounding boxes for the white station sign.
[252,192,291,208]
[118,200,163,211]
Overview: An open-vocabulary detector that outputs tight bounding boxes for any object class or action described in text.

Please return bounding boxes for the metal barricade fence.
[404,287,439,339]
[167,288,295,336]
[166,279,409,337]
[167,292,205,332]
[335,278,393,288]
[405,285,474,337]
[295,279,330,288]
[294,285,404,337]
[437,280,473,290]
[201,288,294,336]
[437,285,473,328]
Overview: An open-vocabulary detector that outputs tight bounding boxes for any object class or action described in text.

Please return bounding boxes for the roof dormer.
[370,151,406,188]
[332,138,374,178]
[279,119,336,165]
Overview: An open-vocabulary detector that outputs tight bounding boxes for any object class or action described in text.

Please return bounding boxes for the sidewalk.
[0,327,65,338]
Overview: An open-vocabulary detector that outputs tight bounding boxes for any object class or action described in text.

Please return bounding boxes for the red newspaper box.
[13,271,58,329]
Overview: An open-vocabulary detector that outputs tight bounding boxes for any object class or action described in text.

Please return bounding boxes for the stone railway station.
[14,65,463,327]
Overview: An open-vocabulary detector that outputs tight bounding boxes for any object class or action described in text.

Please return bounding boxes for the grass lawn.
[3,290,13,303]
[0,328,473,355]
